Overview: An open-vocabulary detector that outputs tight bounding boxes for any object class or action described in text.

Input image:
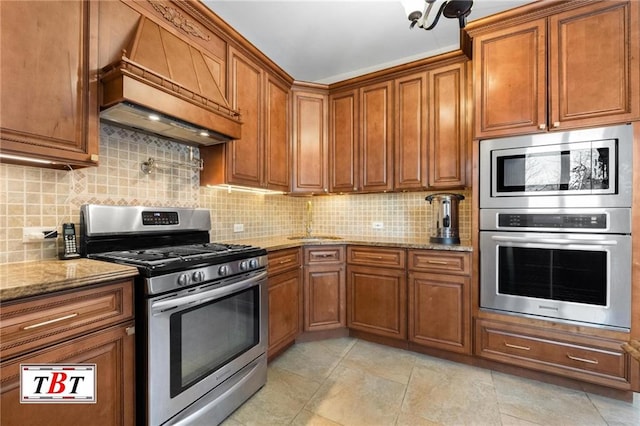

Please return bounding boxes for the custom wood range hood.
[100,17,241,145]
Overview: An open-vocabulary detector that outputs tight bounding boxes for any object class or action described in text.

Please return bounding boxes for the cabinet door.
[264,75,290,191]
[227,46,263,187]
[268,268,302,358]
[292,90,329,194]
[359,81,394,192]
[473,19,547,138]
[428,62,466,188]
[0,0,99,167]
[548,1,640,130]
[408,271,470,354]
[329,89,359,193]
[347,265,407,340]
[0,324,135,426]
[394,72,428,190]
[304,264,346,331]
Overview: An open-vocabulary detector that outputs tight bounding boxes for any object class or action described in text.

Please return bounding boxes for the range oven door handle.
[490,235,618,246]
[151,270,267,313]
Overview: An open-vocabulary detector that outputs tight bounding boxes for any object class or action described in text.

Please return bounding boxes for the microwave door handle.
[151,270,267,313]
[490,236,618,246]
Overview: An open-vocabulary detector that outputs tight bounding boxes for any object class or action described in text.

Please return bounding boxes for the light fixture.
[401,0,473,30]
[0,153,55,164]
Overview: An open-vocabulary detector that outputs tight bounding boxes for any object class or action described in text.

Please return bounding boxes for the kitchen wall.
[0,123,470,264]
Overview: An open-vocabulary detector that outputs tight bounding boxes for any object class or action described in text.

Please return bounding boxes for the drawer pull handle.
[364,256,384,260]
[567,354,599,365]
[504,342,531,351]
[23,313,79,330]
[314,254,334,258]
[278,259,293,264]
[427,260,449,265]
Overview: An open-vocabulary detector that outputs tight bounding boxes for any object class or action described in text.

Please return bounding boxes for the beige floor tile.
[305,365,406,426]
[341,339,417,385]
[587,392,640,425]
[500,413,542,425]
[492,372,607,425]
[402,357,501,425]
[395,411,443,425]
[290,409,342,426]
[269,339,347,382]
[229,366,322,425]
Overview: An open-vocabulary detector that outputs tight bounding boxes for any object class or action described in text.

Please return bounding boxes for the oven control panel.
[142,211,179,225]
[498,213,607,229]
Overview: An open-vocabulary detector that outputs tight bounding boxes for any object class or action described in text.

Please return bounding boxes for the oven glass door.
[498,246,606,305]
[169,286,259,397]
[492,139,615,197]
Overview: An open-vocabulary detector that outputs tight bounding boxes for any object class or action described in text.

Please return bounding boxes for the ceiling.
[202,0,533,84]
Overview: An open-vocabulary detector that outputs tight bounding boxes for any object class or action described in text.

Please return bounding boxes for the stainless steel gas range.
[80,205,268,426]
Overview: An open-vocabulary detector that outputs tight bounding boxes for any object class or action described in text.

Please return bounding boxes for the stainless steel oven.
[80,204,269,425]
[147,268,268,426]
[479,124,633,330]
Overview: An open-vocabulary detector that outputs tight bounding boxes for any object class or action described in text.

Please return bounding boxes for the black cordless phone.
[60,223,80,259]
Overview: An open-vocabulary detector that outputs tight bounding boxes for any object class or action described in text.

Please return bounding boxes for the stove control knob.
[192,271,205,283]
[177,273,191,287]
[218,265,229,276]
[240,261,249,271]
[249,259,259,269]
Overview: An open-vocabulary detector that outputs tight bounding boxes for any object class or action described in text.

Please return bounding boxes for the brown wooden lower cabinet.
[346,246,407,340]
[0,324,135,426]
[475,318,632,390]
[303,246,346,331]
[407,250,471,354]
[267,248,303,358]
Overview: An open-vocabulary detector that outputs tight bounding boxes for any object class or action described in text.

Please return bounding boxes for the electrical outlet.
[233,224,244,233]
[23,227,58,243]
[372,221,384,229]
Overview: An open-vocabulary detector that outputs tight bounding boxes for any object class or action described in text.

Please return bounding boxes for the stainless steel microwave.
[479,124,633,209]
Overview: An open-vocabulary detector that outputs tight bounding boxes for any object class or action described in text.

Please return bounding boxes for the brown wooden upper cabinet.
[329,81,394,193]
[471,1,639,139]
[201,46,290,192]
[0,0,99,168]
[395,60,468,190]
[291,86,329,194]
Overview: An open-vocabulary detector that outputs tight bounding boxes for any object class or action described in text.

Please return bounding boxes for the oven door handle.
[151,270,267,313]
[490,235,618,246]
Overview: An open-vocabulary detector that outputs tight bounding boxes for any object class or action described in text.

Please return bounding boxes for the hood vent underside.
[100,17,241,145]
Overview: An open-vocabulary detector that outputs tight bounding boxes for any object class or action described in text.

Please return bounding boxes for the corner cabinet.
[267,248,302,359]
[201,46,290,192]
[0,279,135,426]
[408,250,471,354]
[471,0,640,138]
[303,246,346,331]
[291,85,329,194]
[0,0,99,168]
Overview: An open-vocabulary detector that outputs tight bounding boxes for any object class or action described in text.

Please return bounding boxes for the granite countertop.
[229,235,473,253]
[0,258,139,302]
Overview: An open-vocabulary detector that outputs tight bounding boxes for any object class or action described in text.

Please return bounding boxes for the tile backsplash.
[0,123,470,263]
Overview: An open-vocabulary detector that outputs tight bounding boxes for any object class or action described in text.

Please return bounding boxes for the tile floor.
[223,337,640,426]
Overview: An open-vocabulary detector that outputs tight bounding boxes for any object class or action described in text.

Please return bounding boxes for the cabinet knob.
[552,121,560,128]
[538,124,546,130]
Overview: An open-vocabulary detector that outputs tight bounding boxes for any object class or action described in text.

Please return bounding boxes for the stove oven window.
[169,286,259,397]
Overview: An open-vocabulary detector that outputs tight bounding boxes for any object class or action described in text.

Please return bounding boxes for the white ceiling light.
[401,0,473,30]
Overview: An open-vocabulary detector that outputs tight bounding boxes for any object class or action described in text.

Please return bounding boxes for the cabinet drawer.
[1,279,134,360]
[304,245,345,264]
[408,250,470,275]
[347,246,405,269]
[476,319,630,388]
[268,248,302,275]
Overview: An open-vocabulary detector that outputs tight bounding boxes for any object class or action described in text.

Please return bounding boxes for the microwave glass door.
[497,246,607,306]
[169,286,260,397]
[493,140,615,196]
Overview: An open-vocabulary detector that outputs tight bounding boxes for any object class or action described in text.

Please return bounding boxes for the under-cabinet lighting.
[148,114,161,121]
[206,184,286,195]
[0,153,55,164]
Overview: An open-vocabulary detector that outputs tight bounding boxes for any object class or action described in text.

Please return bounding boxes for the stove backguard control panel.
[142,211,179,226]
